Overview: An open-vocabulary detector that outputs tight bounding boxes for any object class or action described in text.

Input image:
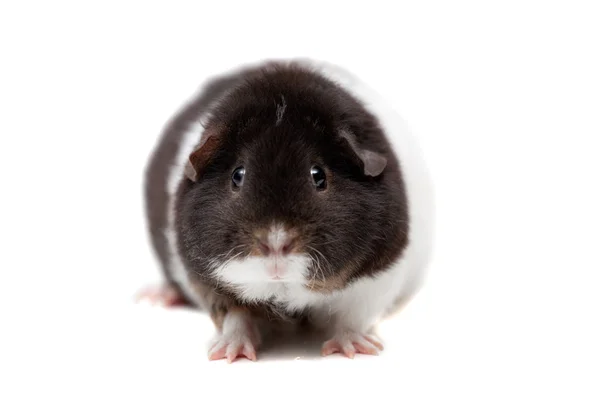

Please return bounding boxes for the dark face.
[177,115,406,300]
[174,62,408,301]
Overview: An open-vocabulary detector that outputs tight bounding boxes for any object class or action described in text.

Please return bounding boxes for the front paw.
[321,331,384,358]
[207,310,261,363]
[208,331,259,363]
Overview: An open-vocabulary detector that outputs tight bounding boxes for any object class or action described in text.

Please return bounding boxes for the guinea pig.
[140,59,434,362]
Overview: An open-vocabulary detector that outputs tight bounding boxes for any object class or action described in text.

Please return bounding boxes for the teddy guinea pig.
[140,59,434,362]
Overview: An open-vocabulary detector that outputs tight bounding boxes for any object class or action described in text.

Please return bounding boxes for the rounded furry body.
[144,59,434,359]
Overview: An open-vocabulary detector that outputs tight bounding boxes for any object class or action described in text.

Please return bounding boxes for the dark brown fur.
[145,61,409,321]
[144,71,245,304]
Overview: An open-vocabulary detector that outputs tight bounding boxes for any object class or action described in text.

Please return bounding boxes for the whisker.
[306,245,328,284]
[189,268,212,281]
[314,238,342,246]
[219,244,246,262]
[307,254,319,290]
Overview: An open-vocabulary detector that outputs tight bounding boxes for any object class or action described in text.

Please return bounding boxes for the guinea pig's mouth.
[265,258,291,281]
[210,224,316,285]
[212,253,311,285]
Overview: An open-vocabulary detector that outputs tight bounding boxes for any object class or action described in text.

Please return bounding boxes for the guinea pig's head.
[177,73,408,300]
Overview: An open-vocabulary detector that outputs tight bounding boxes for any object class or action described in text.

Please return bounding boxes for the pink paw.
[208,332,258,363]
[321,332,384,358]
[134,284,187,307]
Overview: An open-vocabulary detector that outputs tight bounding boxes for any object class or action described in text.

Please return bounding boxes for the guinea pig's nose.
[255,226,298,256]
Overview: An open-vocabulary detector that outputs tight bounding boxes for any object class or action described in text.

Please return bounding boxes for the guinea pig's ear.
[184,127,222,182]
[339,129,387,177]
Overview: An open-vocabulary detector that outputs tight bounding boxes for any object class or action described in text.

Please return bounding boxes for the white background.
[1,1,599,399]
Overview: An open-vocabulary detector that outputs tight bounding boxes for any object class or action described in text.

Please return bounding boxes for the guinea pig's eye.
[232,166,245,188]
[310,166,327,190]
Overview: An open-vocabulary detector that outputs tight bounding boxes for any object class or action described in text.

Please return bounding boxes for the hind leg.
[135,283,190,307]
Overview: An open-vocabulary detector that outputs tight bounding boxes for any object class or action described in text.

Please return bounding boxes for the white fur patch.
[213,255,310,288]
[266,224,289,252]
